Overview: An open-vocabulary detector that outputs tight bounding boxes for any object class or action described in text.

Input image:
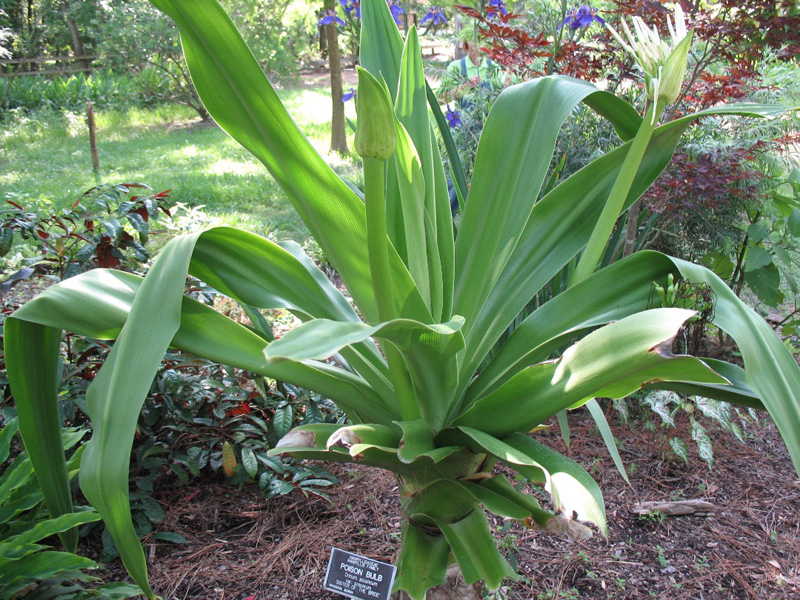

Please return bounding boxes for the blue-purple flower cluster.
[319,9,345,27]
[340,0,361,19]
[328,0,403,26]
[342,88,357,102]
[487,0,508,17]
[421,6,448,27]
[560,5,605,30]
[445,105,461,128]
[388,0,404,25]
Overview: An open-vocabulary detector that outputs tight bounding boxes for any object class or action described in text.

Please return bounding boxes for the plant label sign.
[324,547,396,600]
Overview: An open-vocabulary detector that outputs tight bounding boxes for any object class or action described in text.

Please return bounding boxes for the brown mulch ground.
[103,413,799,600]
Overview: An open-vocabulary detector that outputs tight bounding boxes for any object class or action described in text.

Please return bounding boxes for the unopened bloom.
[606,3,692,114]
[355,67,396,160]
[421,6,448,26]
[319,9,346,27]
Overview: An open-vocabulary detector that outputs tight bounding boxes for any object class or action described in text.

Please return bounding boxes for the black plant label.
[324,547,396,600]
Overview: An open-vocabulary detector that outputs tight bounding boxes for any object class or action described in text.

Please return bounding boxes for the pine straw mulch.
[105,413,799,600]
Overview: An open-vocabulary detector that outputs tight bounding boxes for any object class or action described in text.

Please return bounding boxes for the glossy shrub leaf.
[241,447,258,478]
[273,406,293,439]
[222,442,237,478]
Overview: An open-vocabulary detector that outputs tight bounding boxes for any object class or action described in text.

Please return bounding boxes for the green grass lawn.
[1,86,360,242]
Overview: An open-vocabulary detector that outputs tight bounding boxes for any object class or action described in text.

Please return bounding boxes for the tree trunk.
[324,0,348,154]
[391,564,482,600]
[59,0,90,75]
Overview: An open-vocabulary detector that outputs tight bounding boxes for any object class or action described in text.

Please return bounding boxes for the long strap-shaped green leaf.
[6,227,400,597]
[81,233,198,597]
[453,77,628,340]
[149,0,430,325]
[3,319,77,553]
[673,258,800,474]
[359,0,403,100]
[394,28,454,321]
[467,251,678,403]
[454,309,726,436]
[187,228,392,402]
[267,316,465,429]
[460,103,796,381]
[469,251,767,411]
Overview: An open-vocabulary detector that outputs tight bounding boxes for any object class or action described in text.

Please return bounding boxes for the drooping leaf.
[672,257,800,473]
[393,522,449,600]
[455,309,727,435]
[585,399,629,484]
[433,509,517,590]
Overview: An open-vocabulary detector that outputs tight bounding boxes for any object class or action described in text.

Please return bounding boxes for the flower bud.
[657,32,692,105]
[354,66,396,160]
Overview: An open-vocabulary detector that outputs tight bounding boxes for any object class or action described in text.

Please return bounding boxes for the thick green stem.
[364,156,421,420]
[570,100,664,286]
[364,156,394,321]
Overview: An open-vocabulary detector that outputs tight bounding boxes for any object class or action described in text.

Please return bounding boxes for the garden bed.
[101,414,799,599]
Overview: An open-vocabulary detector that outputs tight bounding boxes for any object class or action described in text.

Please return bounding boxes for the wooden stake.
[87,101,100,183]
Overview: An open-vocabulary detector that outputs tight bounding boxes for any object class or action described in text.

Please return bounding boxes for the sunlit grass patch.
[1,86,360,244]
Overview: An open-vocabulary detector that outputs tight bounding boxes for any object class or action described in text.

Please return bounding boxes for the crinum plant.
[5,1,800,598]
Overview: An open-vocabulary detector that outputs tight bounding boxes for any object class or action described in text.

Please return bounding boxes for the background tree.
[320,0,348,153]
[96,0,210,121]
[0,0,101,65]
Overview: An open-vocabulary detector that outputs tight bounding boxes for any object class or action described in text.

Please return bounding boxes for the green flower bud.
[658,32,692,105]
[354,66,396,160]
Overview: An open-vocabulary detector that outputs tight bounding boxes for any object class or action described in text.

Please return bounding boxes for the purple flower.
[559,5,604,30]
[487,0,508,17]
[388,0,404,25]
[445,105,461,128]
[319,9,346,27]
[421,6,448,27]
[340,0,361,19]
[342,88,357,102]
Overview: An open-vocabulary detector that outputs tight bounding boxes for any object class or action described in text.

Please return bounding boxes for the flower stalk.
[356,67,420,420]
[571,4,691,285]
[570,99,663,285]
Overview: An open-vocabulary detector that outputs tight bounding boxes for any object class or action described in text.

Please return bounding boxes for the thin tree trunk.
[324,0,347,154]
[60,0,90,75]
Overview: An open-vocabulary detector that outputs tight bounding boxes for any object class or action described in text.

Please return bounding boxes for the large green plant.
[5,0,800,598]
[0,417,142,599]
